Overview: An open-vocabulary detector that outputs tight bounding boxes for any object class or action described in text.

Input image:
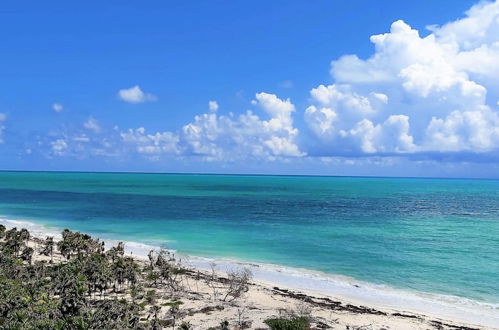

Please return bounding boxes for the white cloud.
[118,85,157,104]
[41,0,499,165]
[46,92,303,161]
[254,92,296,131]
[304,106,337,140]
[255,92,295,117]
[425,107,499,152]
[120,127,180,156]
[349,115,416,154]
[181,92,304,160]
[51,139,68,156]
[431,1,499,51]
[310,84,377,119]
[208,100,219,112]
[52,103,63,112]
[306,2,499,157]
[83,117,101,133]
[370,92,388,104]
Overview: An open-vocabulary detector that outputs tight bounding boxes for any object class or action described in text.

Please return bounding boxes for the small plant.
[166,301,184,330]
[148,305,161,329]
[264,316,310,330]
[221,267,252,302]
[145,289,158,305]
[207,262,219,300]
[130,283,145,302]
[294,301,312,318]
[220,320,230,330]
[237,306,248,329]
[179,321,192,330]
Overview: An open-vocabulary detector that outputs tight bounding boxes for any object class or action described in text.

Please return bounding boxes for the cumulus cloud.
[305,1,499,158]
[425,107,499,152]
[52,103,63,112]
[181,92,304,160]
[349,115,416,154]
[118,85,157,104]
[305,106,337,140]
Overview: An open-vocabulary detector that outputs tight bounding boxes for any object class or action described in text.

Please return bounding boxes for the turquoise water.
[0,171,498,308]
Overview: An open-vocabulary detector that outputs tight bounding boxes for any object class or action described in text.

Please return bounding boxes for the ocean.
[0,171,498,326]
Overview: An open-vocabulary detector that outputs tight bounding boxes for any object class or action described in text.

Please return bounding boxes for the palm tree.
[5,227,17,240]
[41,236,55,263]
[0,227,169,329]
[116,242,125,257]
[123,257,139,287]
[57,230,73,260]
[5,228,22,256]
[113,259,125,292]
[107,242,125,263]
[56,263,88,318]
[20,247,34,265]
[19,228,30,246]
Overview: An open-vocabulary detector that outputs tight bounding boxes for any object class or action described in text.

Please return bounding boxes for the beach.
[2,221,496,330]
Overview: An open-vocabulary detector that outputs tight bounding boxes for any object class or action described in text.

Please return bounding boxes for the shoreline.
[185,256,499,327]
[1,217,497,329]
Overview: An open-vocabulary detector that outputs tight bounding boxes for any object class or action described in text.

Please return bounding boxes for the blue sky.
[2,0,499,177]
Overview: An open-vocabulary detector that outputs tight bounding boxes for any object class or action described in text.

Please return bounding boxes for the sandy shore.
[15,229,494,330]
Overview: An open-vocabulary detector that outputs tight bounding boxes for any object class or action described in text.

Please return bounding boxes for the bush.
[264,316,310,330]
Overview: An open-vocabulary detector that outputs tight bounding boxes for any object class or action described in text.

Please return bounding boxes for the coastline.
[1,217,497,329]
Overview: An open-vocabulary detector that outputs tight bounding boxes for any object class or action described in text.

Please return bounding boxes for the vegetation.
[264,316,310,330]
[0,225,254,329]
[0,226,146,329]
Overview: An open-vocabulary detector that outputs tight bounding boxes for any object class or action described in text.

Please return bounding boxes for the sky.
[2,0,499,178]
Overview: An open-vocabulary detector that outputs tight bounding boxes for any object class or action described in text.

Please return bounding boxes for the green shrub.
[264,316,310,330]
[144,289,157,305]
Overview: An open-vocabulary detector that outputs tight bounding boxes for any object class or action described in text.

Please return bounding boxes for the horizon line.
[0,169,497,181]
